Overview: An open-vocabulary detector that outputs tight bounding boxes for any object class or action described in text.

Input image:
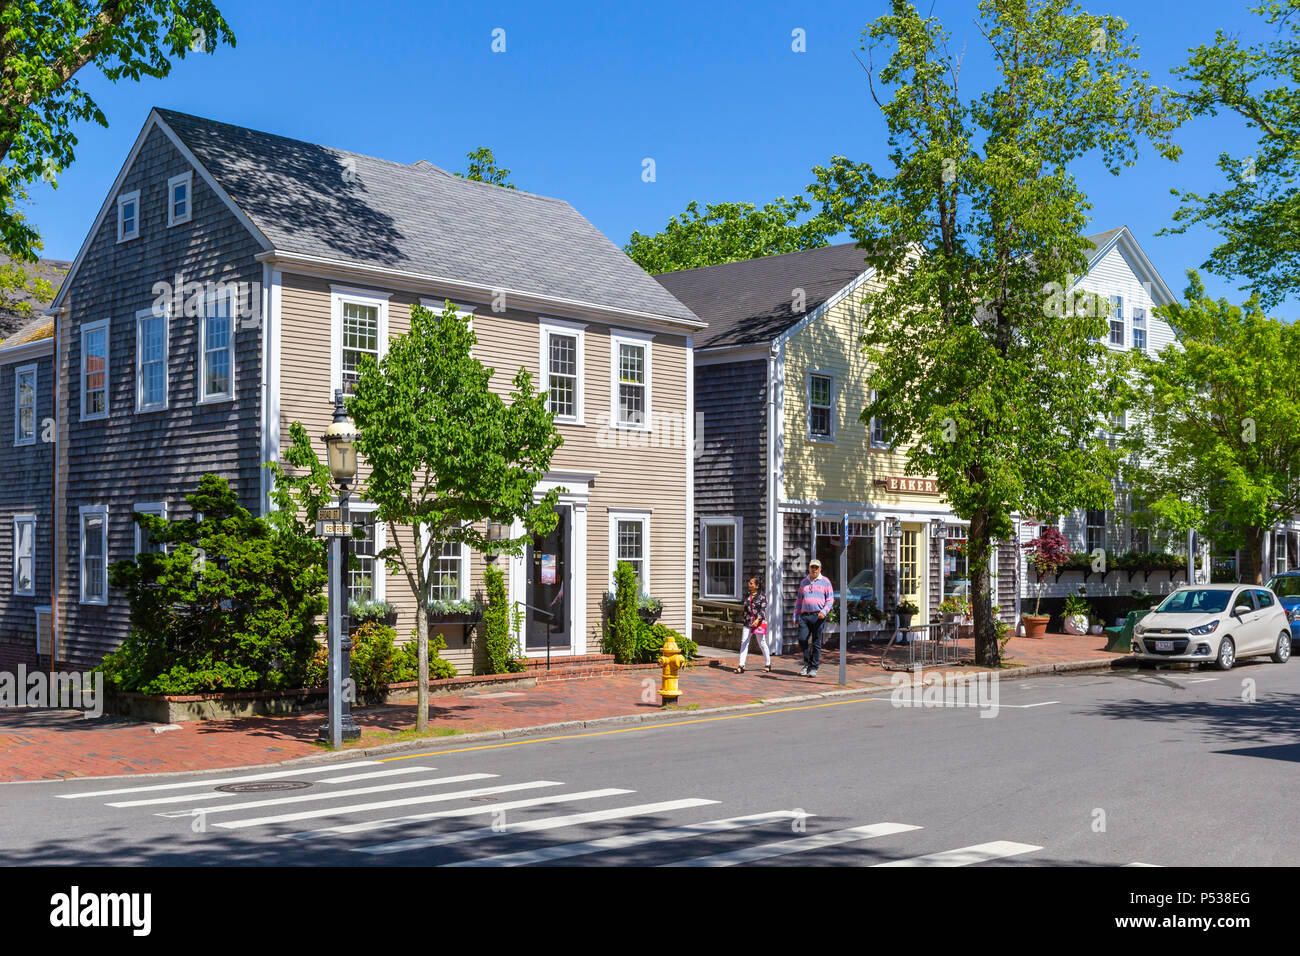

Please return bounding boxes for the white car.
[1132,584,1292,670]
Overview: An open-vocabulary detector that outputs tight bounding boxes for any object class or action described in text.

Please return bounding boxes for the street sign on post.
[840,513,849,687]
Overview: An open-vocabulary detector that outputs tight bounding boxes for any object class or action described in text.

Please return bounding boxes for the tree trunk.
[416,603,429,732]
[969,508,1000,667]
[1247,526,1268,585]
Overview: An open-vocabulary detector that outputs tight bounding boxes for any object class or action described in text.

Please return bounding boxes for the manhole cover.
[215,780,313,793]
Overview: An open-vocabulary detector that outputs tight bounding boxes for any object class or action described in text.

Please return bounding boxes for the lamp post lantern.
[320,388,362,748]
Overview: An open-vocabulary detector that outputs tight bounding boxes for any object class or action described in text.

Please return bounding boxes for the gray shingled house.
[35,108,703,670]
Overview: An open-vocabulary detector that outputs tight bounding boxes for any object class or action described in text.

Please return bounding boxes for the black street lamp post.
[321,388,362,748]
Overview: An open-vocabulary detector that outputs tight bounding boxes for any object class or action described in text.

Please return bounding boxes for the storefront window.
[944,525,969,597]
[814,520,874,600]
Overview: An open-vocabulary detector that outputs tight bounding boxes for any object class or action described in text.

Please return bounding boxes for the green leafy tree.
[1122,273,1300,584]
[624,159,875,275]
[455,146,514,188]
[348,301,563,729]
[0,0,235,309]
[100,474,326,694]
[839,0,1181,665]
[1164,0,1300,308]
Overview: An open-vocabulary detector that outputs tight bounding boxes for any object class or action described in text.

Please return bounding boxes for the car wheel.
[1272,632,1292,664]
[1215,637,1236,671]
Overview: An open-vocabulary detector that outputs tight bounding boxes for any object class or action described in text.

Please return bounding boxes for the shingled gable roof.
[653,242,873,349]
[51,109,701,328]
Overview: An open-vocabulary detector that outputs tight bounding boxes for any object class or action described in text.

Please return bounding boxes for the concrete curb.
[4,656,1134,785]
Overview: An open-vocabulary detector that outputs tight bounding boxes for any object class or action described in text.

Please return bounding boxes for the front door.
[526,505,572,651]
[899,523,925,616]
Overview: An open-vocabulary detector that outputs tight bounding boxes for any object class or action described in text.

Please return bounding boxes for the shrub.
[99,475,326,695]
[480,562,525,674]
[1062,593,1092,619]
[395,633,457,681]
[602,561,643,664]
[637,622,697,664]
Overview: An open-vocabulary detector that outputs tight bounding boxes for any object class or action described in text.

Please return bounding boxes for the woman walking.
[735,576,771,674]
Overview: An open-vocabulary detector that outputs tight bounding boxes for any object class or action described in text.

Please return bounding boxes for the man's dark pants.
[798,611,825,669]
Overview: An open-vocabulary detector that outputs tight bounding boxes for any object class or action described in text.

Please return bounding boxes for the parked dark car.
[1264,572,1300,648]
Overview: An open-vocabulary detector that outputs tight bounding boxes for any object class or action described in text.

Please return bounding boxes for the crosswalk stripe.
[1125,862,1161,867]
[213,780,565,830]
[448,810,807,867]
[289,788,634,840]
[317,766,439,784]
[663,822,921,867]
[138,773,494,813]
[55,760,382,799]
[874,840,1041,867]
[357,798,720,856]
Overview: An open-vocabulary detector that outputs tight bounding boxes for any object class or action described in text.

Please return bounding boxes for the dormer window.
[117,190,140,242]
[168,171,192,226]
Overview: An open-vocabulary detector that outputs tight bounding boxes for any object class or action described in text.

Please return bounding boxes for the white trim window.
[807,371,835,441]
[133,501,167,556]
[1085,509,1107,554]
[14,363,36,445]
[12,514,35,596]
[1108,295,1125,347]
[200,293,235,402]
[1131,306,1147,351]
[167,171,193,227]
[330,288,390,398]
[540,320,585,424]
[136,306,169,412]
[700,517,741,600]
[610,511,650,588]
[611,330,652,430]
[79,505,109,605]
[428,539,468,602]
[117,189,141,242]
[869,388,889,448]
[1276,530,1289,575]
[81,320,109,421]
[349,507,386,604]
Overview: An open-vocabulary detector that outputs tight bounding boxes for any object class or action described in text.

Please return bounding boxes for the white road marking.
[213,780,563,829]
[356,798,719,856]
[140,773,493,812]
[448,810,806,867]
[874,840,1041,866]
[317,766,440,784]
[55,760,382,799]
[289,789,634,840]
[998,702,1059,708]
[663,822,921,867]
[1125,862,1162,867]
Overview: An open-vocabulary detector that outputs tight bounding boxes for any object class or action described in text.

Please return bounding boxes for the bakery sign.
[878,476,941,495]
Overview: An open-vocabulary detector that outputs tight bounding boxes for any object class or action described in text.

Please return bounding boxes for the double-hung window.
[117,189,140,242]
[12,515,35,596]
[14,364,36,445]
[541,322,584,423]
[1108,295,1125,347]
[81,320,109,421]
[611,332,652,429]
[429,540,465,603]
[701,517,741,600]
[808,372,834,440]
[349,510,382,604]
[201,295,235,402]
[1085,509,1107,555]
[134,502,166,557]
[331,288,390,399]
[869,388,888,448]
[1131,306,1147,351]
[79,505,108,605]
[136,307,168,412]
[168,171,192,226]
[610,512,650,588]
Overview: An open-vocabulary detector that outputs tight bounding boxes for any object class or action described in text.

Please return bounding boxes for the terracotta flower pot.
[1022,614,1050,638]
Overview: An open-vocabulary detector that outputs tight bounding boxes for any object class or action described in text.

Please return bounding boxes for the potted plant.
[349,598,397,626]
[637,593,663,625]
[1022,526,1071,638]
[896,600,920,628]
[938,595,972,624]
[1062,592,1091,635]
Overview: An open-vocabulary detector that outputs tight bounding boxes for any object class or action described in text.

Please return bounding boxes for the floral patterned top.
[743,590,768,628]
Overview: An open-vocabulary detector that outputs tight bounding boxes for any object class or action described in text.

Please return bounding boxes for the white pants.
[738,626,771,668]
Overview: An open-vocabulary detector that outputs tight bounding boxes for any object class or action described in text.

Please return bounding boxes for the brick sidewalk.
[0,632,1125,781]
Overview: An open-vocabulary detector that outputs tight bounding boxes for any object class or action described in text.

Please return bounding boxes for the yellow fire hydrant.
[658,632,685,706]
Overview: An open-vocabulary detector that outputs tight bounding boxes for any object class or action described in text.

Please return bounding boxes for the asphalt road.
[2,660,1297,867]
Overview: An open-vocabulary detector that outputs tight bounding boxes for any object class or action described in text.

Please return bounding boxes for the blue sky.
[22,0,1293,315]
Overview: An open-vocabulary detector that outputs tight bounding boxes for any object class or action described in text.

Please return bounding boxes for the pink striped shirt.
[795,575,835,615]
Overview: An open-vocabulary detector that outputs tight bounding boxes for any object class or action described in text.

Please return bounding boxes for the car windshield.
[1266,576,1300,598]
[1154,589,1232,614]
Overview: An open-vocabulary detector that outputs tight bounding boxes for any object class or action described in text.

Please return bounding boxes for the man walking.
[795,558,834,677]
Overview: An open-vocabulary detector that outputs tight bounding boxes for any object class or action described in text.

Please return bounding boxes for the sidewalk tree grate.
[214,780,314,793]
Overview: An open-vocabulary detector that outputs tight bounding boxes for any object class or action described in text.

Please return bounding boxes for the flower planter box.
[427,611,483,626]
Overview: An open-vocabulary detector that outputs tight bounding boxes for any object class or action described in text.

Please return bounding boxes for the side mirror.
[1234,604,1253,617]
